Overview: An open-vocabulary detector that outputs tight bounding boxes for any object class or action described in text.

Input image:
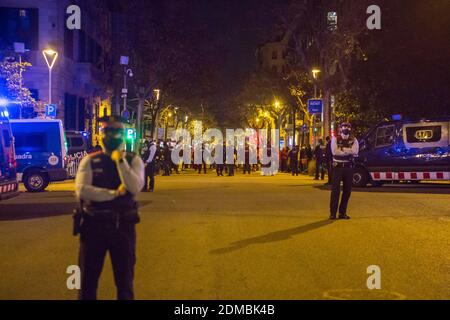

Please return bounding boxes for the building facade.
[0,0,121,144]
[256,30,291,75]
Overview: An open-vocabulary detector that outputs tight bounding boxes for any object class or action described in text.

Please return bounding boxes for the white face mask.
[341,133,350,139]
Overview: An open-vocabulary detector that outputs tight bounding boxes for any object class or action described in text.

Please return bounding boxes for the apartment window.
[64,25,74,59]
[64,93,78,130]
[78,30,86,62]
[0,7,39,50]
[327,12,338,31]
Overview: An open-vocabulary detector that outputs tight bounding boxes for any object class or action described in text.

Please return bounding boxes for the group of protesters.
[139,137,334,191]
[279,137,333,184]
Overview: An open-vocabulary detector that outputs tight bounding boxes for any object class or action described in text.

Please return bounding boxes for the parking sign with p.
[45,104,57,118]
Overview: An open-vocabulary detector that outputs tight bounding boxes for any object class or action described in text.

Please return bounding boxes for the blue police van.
[353,117,450,187]
[10,119,68,192]
[0,107,19,200]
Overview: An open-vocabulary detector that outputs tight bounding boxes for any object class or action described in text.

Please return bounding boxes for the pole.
[49,67,52,105]
[19,54,23,119]
[164,118,168,141]
[292,105,296,147]
[123,68,127,112]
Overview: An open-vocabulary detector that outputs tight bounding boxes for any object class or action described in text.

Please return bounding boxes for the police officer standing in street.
[144,139,157,192]
[75,115,145,300]
[329,122,359,220]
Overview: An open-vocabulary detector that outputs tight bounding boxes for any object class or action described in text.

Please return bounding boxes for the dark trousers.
[327,161,333,184]
[144,162,155,191]
[243,163,251,174]
[79,219,136,300]
[291,161,299,176]
[330,164,354,217]
[163,161,171,176]
[315,160,325,180]
[227,164,234,176]
[197,161,206,174]
[217,164,224,176]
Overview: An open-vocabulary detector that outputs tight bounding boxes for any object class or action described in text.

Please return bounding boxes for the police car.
[0,107,19,200]
[353,117,450,187]
[10,119,68,192]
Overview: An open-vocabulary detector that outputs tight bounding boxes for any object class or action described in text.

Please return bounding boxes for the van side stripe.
[370,172,450,181]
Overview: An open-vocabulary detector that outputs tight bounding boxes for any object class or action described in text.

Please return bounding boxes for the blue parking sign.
[308,99,323,114]
[45,104,57,118]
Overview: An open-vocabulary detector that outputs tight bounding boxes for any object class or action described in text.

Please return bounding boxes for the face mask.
[103,137,123,151]
[341,128,351,136]
[102,128,124,151]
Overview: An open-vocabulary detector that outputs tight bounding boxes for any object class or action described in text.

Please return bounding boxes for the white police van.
[354,117,450,187]
[10,119,68,192]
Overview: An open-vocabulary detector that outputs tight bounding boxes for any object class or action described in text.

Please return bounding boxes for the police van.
[10,119,68,192]
[0,107,19,200]
[353,117,450,187]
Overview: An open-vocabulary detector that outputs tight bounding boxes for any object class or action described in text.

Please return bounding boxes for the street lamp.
[165,111,173,141]
[312,68,321,98]
[274,100,280,109]
[42,48,58,104]
[311,68,322,144]
[120,56,133,117]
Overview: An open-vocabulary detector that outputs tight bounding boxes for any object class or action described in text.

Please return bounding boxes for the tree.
[0,55,37,118]
[236,70,291,128]
[281,0,372,135]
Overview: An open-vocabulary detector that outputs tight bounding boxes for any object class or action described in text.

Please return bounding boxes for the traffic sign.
[121,109,130,120]
[45,104,57,118]
[307,99,323,114]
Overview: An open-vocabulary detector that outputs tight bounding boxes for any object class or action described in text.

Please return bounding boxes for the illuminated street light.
[274,101,280,109]
[312,68,321,80]
[42,48,59,104]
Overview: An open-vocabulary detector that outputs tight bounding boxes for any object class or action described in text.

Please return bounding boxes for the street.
[0,173,449,300]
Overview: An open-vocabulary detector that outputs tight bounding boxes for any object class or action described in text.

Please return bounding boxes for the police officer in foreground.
[75,115,145,300]
[329,122,359,220]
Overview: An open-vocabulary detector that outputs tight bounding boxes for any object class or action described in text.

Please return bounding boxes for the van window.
[375,125,396,148]
[3,129,11,147]
[68,137,84,148]
[405,125,441,143]
[14,132,47,152]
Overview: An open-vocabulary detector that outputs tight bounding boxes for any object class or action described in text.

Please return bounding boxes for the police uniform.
[75,150,144,300]
[144,142,157,191]
[329,129,359,219]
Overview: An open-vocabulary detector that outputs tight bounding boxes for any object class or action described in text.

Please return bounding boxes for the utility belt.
[83,207,140,223]
[73,203,140,236]
[332,161,354,168]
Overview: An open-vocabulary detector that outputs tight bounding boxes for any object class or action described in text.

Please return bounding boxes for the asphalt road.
[0,172,449,300]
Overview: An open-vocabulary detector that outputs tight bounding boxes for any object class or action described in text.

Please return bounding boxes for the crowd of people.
[279,137,333,184]
[139,137,334,191]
